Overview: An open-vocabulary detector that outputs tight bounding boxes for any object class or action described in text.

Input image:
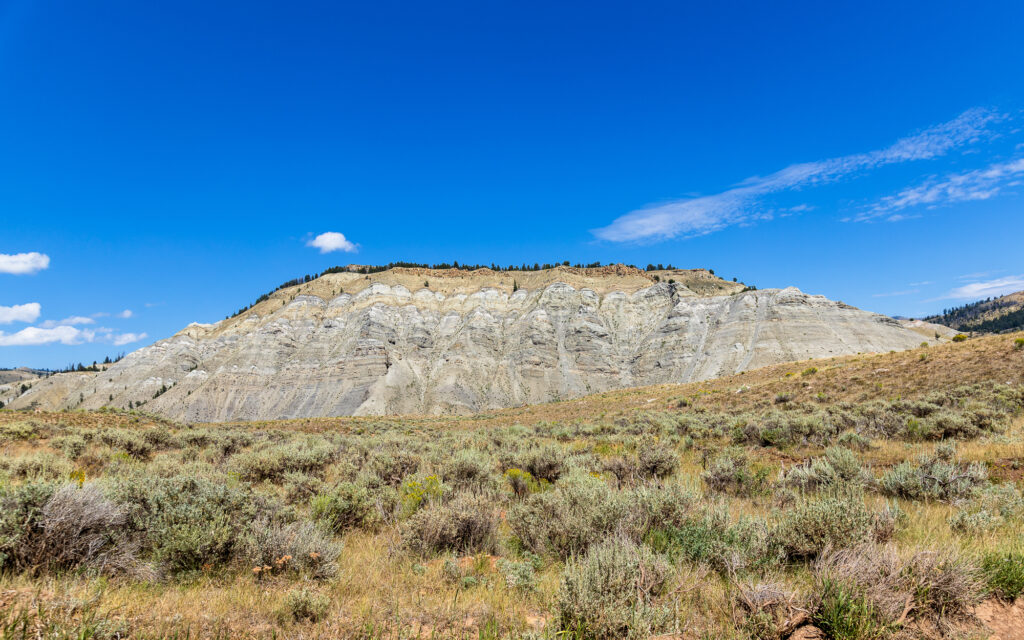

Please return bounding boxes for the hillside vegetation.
[1,332,1024,639]
[926,291,1024,334]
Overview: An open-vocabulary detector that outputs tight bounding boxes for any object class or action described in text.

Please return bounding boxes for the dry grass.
[1,331,1023,639]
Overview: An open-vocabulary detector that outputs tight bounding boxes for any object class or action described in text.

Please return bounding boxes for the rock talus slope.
[11,267,931,421]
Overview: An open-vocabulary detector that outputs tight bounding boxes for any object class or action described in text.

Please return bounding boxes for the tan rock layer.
[11,273,929,421]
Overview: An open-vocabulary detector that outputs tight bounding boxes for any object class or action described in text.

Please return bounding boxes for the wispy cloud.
[0,252,50,275]
[936,275,1024,300]
[0,303,41,324]
[39,316,95,329]
[307,232,358,253]
[112,332,147,346]
[593,108,1005,242]
[872,289,920,298]
[117,309,133,319]
[857,157,1024,222]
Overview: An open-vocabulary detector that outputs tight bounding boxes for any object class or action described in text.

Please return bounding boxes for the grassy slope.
[0,331,1023,639]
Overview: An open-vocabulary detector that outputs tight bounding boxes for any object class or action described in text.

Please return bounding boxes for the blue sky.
[2,1,1023,369]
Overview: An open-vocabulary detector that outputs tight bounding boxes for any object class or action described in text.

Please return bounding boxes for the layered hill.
[9,265,936,421]
[925,290,1024,334]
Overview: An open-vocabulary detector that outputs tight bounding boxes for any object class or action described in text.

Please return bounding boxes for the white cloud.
[0,303,41,324]
[858,157,1024,221]
[39,316,95,329]
[872,289,919,298]
[593,108,1005,242]
[112,332,147,346]
[307,232,357,253]
[0,325,91,347]
[117,309,133,318]
[0,252,50,275]
[937,275,1024,300]
[0,317,146,347]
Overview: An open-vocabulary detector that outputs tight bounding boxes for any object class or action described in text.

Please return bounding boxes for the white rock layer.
[12,283,928,421]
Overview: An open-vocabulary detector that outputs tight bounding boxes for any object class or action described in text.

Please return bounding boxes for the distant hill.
[7,263,932,421]
[925,291,1024,333]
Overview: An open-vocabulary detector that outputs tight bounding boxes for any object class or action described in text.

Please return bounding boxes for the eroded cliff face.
[11,269,929,421]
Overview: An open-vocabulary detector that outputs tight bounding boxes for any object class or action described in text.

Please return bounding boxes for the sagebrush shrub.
[105,472,257,574]
[521,445,564,483]
[282,471,323,505]
[0,481,56,570]
[509,471,630,558]
[813,545,981,627]
[702,449,771,496]
[781,446,870,491]
[772,493,873,560]
[311,482,376,533]
[52,434,88,459]
[241,518,341,579]
[98,429,153,459]
[497,557,537,591]
[556,536,669,640]
[277,587,329,622]
[634,439,677,480]
[441,449,495,490]
[0,482,142,576]
[5,452,72,481]
[229,438,335,482]
[402,492,498,555]
[879,446,986,502]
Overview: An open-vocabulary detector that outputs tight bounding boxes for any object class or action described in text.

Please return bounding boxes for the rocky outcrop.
[11,271,932,421]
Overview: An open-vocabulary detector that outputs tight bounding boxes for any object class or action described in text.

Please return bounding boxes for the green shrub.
[497,557,537,591]
[105,472,257,574]
[981,551,1024,600]
[701,449,771,496]
[781,446,870,491]
[813,577,885,640]
[276,587,329,622]
[772,494,873,560]
[634,439,677,480]
[801,367,818,377]
[5,452,72,481]
[556,536,669,640]
[441,449,495,489]
[520,445,564,482]
[814,545,981,628]
[311,482,376,533]
[646,501,776,575]
[229,438,335,482]
[399,473,446,515]
[98,429,153,459]
[509,471,630,558]
[1014,337,1024,351]
[0,481,56,570]
[879,446,986,502]
[0,421,40,442]
[952,333,967,342]
[240,518,341,579]
[282,471,323,505]
[52,434,88,459]
[402,492,498,555]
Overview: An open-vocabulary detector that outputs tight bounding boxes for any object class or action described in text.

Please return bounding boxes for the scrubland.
[2,332,1024,639]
